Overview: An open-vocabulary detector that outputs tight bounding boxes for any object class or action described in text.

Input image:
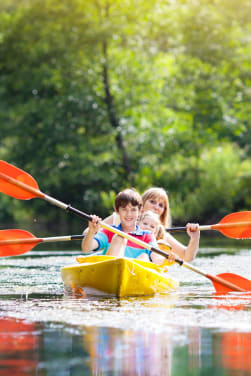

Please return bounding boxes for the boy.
[81,188,158,260]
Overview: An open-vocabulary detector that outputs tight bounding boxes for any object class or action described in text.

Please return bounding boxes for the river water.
[0,242,250,375]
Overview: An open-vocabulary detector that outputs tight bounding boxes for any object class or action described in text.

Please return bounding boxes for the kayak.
[61,255,179,298]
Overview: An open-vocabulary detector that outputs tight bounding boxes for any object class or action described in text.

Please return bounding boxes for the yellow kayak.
[61,255,179,298]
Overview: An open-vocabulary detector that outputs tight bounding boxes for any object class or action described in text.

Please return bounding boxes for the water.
[0,244,251,375]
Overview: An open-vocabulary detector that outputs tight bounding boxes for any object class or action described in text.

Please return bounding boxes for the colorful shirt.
[93,224,157,259]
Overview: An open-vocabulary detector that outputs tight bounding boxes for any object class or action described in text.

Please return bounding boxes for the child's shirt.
[93,224,157,259]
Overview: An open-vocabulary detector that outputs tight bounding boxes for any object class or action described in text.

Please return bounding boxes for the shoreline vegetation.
[0,0,250,230]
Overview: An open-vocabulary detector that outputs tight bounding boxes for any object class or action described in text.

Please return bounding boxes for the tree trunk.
[102,40,133,182]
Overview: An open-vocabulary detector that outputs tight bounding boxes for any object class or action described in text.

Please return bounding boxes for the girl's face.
[140,216,158,235]
[143,197,165,217]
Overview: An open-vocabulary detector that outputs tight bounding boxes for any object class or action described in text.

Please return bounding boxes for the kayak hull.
[61,255,179,298]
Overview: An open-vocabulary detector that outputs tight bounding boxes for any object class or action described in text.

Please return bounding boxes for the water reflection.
[0,317,40,376]
[1,317,251,375]
[215,332,251,374]
[83,326,172,375]
[210,292,251,311]
[1,248,251,375]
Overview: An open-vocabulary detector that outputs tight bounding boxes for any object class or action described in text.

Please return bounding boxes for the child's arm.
[153,240,177,265]
[137,253,151,262]
[144,232,165,264]
[165,223,200,261]
[82,212,114,236]
[185,223,200,260]
[81,215,101,253]
[150,252,166,265]
[106,235,127,257]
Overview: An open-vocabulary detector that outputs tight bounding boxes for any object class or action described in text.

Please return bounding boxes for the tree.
[0,0,250,230]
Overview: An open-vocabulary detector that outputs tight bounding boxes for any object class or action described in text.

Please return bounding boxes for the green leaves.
[0,0,250,230]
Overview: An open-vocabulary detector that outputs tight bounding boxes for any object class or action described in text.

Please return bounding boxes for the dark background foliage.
[0,0,250,234]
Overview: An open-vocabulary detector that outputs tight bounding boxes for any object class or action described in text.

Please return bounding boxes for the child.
[81,188,159,261]
[138,210,161,238]
[138,210,176,265]
[141,188,200,262]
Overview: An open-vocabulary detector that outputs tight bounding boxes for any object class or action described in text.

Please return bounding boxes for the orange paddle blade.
[0,229,42,256]
[210,273,251,293]
[212,211,251,239]
[0,160,42,200]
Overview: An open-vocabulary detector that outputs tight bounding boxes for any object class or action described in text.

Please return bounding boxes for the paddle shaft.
[166,223,250,232]
[181,262,245,292]
[0,234,85,246]
[0,166,248,292]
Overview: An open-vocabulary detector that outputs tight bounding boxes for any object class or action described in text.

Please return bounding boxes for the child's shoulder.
[137,227,156,242]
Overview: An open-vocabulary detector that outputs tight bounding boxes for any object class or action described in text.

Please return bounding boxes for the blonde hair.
[139,210,160,225]
[142,187,171,227]
[139,210,165,241]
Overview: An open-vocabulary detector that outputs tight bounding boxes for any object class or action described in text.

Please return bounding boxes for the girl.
[137,210,176,265]
[138,210,165,240]
[141,188,200,262]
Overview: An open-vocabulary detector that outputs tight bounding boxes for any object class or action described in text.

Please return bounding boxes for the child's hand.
[88,214,101,233]
[186,223,200,239]
[160,251,178,268]
[150,252,166,265]
[110,234,128,246]
[167,251,177,262]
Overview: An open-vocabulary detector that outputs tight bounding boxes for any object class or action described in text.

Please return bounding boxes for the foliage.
[0,0,250,232]
[169,144,250,223]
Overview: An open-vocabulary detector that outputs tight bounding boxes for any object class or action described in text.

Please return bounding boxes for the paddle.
[0,229,86,257]
[166,211,251,239]
[1,160,251,293]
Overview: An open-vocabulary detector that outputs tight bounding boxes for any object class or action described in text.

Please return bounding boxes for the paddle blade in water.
[0,160,41,200]
[215,211,251,239]
[211,273,251,293]
[0,229,42,257]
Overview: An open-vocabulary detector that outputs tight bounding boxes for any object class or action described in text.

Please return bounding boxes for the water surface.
[0,244,251,375]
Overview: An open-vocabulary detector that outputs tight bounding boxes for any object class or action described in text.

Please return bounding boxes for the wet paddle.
[0,229,85,257]
[1,160,251,293]
[166,211,251,239]
[179,264,251,293]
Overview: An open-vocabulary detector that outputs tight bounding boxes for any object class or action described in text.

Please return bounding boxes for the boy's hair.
[115,188,142,211]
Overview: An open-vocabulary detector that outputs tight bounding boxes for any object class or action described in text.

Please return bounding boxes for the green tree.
[0,0,250,231]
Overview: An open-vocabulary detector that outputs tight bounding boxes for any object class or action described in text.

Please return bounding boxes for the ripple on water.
[0,249,251,332]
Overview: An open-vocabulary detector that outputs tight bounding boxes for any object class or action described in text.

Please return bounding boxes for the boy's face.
[117,203,139,228]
